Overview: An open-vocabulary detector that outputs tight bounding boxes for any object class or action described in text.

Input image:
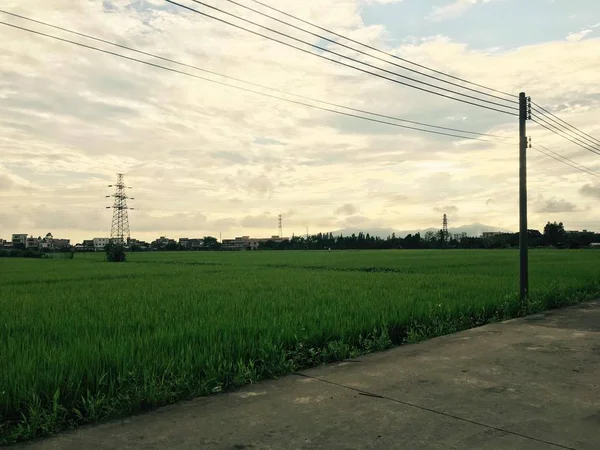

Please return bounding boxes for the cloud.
[1,0,600,242]
[335,203,358,216]
[566,29,593,42]
[254,137,285,146]
[427,0,494,22]
[579,183,600,199]
[240,214,276,229]
[247,175,274,196]
[536,198,578,213]
[433,205,459,214]
[361,0,404,4]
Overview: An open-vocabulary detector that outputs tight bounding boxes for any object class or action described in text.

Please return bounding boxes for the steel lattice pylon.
[106,174,134,245]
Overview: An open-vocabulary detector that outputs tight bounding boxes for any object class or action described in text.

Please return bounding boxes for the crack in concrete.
[293,372,578,450]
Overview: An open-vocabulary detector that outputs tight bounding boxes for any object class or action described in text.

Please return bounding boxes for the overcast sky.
[1,0,599,242]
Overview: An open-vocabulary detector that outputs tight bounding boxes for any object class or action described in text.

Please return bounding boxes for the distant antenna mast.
[442,214,449,243]
[306,225,309,250]
[278,214,283,238]
[106,173,134,244]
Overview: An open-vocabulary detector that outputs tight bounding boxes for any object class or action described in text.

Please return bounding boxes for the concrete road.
[23,302,600,450]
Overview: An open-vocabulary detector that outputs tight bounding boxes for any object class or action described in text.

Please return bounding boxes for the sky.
[1,0,599,243]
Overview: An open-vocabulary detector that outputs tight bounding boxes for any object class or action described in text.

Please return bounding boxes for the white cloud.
[0,0,599,242]
[566,29,593,42]
[335,203,358,216]
[361,0,404,4]
[427,0,494,22]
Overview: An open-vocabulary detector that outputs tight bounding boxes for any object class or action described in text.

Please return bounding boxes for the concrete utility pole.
[519,92,531,305]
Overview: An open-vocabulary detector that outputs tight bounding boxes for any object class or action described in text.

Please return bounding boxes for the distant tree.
[543,222,567,247]
[165,242,179,251]
[105,243,126,262]
[437,229,448,248]
[202,236,221,251]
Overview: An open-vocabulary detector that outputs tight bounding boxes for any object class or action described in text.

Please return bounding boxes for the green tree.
[105,243,126,262]
[543,222,567,247]
[202,236,220,250]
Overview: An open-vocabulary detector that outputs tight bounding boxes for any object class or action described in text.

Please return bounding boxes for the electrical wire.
[533,106,600,149]
[532,113,600,153]
[220,0,515,105]
[531,145,600,179]
[531,101,600,146]
[165,0,518,116]
[536,144,600,177]
[530,116,600,156]
[244,0,516,99]
[0,21,510,144]
[0,10,511,140]
[532,106,600,151]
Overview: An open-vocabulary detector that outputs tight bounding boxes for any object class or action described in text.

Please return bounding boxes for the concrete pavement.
[23,301,600,450]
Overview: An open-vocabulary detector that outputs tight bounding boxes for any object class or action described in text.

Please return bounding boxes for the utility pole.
[278,214,283,238]
[519,92,530,306]
[106,173,134,246]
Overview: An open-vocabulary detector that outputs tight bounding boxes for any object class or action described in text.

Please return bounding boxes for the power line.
[530,116,600,156]
[0,10,510,140]
[531,145,600,179]
[531,101,600,146]
[244,0,516,99]
[220,0,515,105]
[536,144,600,177]
[532,106,600,149]
[532,113,600,153]
[0,21,509,144]
[165,0,518,116]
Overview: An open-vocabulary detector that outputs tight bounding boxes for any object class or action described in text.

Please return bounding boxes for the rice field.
[1,249,600,443]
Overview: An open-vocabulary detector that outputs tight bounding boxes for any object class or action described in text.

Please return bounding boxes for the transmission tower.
[442,214,449,242]
[278,214,283,238]
[106,173,134,245]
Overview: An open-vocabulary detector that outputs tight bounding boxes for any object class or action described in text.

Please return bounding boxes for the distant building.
[221,235,288,251]
[93,237,110,252]
[128,238,149,250]
[12,234,28,248]
[26,236,40,249]
[452,232,468,241]
[52,239,71,250]
[590,243,600,248]
[179,238,204,250]
[33,233,71,251]
[482,232,502,239]
[151,236,176,249]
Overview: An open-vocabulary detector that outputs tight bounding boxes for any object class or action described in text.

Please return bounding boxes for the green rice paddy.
[1,249,599,443]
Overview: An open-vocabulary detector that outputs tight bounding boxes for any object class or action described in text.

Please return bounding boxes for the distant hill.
[329,223,512,239]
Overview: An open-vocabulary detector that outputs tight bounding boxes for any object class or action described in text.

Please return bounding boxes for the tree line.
[144,222,600,252]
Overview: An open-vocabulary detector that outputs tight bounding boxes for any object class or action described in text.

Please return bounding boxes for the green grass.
[1,249,600,443]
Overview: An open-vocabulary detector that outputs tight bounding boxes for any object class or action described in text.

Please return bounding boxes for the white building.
[12,234,28,247]
[26,236,40,249]
[222,235,288,250]
[93,237,110,251]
